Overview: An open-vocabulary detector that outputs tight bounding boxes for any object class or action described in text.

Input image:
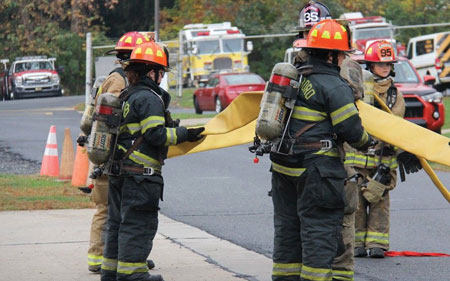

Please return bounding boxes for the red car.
[352,54,445,133]
[193,72,265,114]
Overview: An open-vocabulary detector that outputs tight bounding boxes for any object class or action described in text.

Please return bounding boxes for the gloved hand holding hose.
[186,127,205,142]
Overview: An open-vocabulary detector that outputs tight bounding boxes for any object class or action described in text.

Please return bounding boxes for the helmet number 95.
[380,48,392,57]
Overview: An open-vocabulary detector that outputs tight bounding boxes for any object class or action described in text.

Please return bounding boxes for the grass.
[74,102,84,111]
[429,162,450,172]
[443,97,450,129]
[75,87,198,115]
[171,112,216,119]
[0,174,93,211]
[168,87,195,108]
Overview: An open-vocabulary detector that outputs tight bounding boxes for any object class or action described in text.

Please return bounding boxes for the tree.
[0,0,118,94]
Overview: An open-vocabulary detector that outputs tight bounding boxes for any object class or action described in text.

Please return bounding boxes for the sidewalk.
[0,209,271,281]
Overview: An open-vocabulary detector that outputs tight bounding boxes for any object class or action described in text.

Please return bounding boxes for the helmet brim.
[303,47,356,53]
[126,59,170,70]
[364,59,398,63]
[104,49,117,56]
[104,48,133,56]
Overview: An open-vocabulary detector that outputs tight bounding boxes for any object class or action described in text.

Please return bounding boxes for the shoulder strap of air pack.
[117,86,166,162]
[110,67,129,87]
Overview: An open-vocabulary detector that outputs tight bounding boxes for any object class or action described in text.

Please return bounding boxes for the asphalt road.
[1,96,449,281]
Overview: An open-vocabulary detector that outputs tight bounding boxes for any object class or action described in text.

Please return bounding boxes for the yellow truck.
[175,22,253,87]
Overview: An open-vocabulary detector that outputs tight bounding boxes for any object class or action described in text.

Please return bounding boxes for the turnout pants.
[354,167,391,250]
[88,175,109,268]
[271,157,346,281]
[355,190,390,250]
[331,176,360,281]
[101,175,162,281]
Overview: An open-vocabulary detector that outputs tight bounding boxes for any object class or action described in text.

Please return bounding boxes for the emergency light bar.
[347,16,386,25]
[15,56,48,61]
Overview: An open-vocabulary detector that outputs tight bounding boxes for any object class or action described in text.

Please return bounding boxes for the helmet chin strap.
[332,52,339,65]
[373,73,392,82]
[154,71,161,85]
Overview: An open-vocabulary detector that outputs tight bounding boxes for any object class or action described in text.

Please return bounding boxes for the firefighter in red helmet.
[85,31,155,274]
[352,40,419,259]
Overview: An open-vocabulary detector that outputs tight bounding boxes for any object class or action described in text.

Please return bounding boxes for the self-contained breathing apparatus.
[87,87,177,179]
[250,62,318,162]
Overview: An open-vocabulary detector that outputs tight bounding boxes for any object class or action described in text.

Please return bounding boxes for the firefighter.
[100,42,204,281]
[86,31,153,273]
[292,0,331,66]
[292,0,331,39]
[292,2,361,280]
[351,40,406,258]
[270,19,374,281]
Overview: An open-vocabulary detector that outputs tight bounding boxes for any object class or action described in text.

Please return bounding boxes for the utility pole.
[154,0,159,42]
[85,32,92,105]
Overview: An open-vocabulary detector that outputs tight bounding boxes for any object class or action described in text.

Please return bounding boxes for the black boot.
[147,259,155,270]
[146,274,164,281]
[354,247,368,257]
[369,247,385,258]
[88,264,101,273]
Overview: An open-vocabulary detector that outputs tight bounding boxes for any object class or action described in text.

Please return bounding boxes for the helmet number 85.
[304,11,319,23]
[380,48,392,57]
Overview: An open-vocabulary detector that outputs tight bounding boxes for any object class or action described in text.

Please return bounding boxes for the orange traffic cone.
[59,128,75,180]
[40,125,59,177]
[71,135,90,187]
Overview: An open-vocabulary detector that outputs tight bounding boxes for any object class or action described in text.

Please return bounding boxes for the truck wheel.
[194,97,203,114]
[9,90,18,100]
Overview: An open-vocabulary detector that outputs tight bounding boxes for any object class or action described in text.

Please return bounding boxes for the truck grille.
[24,75,51,86]
[404,96,423,118]
[213,58,232,70]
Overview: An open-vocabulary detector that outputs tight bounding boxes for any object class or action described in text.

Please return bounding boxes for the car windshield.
[15,61,53,73]
[224,74,264,85]
[223,38,243,53]
[355,28,392,40]
[393,60,419,83]
[197,40,220,54]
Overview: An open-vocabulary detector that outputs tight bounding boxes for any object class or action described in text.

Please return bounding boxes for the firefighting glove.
[186,127,205,142]
[397,151,422,174]
[358,134,378,151]
[77,135,88,147]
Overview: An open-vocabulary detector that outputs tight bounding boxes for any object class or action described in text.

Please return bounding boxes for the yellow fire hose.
[168,90,450,203]
[168,92,261,158]
[364,94,450,203]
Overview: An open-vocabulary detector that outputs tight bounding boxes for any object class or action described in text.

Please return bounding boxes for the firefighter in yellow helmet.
[100,42,204,281]
[84,31,154,274]
[269,19,373,281]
